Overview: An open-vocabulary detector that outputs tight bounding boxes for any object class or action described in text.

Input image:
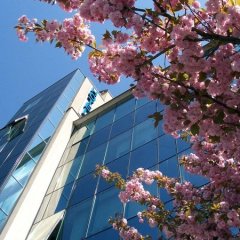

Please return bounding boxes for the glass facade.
[0,69,86,230]
[30,95,206,239]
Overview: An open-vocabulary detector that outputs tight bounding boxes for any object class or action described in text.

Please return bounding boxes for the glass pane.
[115,98,135,121]
[57,95,70,113]
[79,143,107,177]
[87,126,111,151]
[38,120,55,143]
[86,228,118,240]
[135,101,156,125]
[0,177,23,214]
[110,113,134,139]
[69,74,83,92]
[73,126,91,145]
[88,188,122,235]
[44,183,73,218]
[94,109,115,133]
[63,86,75,102]
[27,135,46,154]
[129,140,158,175]
[136,97,150,108]
[157,100,164,112]
[55,158,82,190]
[0,209,7,231]
[98,154,129,193]
[180,166,208,187]
[69,174,98,206]
[158,120,164,136]
[159,156,180,178]
[62,198,93,240]
[48,107,63,127]
[67,137,89,161]
[12,158,36,186]
[159,134,177,162]
[8,118,26,141]
[132,119,158,150]
[159,188,172,203]
[105,130,132,164]
[177,138,191,153]
[34,194,51,223]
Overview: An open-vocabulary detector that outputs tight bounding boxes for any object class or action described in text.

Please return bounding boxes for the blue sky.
[0,0,133,127]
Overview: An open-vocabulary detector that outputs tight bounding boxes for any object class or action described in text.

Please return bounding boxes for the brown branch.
[192,28,240,45]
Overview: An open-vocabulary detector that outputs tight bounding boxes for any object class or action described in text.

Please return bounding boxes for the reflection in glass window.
[69,174,98,206]
[34,194,52,223]
[26,136,46,163]
[44,183,73,218]
[12,157,36,186]
[27,135,46,153]
[87,126,111,151]
[158,120,165,137]
[94,109,115,133]
[23,97,41,112]
[79,143,107,177]
[48,107,63,127]
[88,188,122,236]
[159,188,172,203]
[159,157,180,178]
[129,140,158,175]
[132,119,158,150]
[57,95,70,113]
[72,125,92,144]
[0,209,7,231]
[62,198,93,240]
[98,154,129,193]
[54,158,82,190]
[63,86,75,102]
[110,113,134,139]
[67,137,89,161]
[38,120,55,143]
[105,130,132,164]
[0,177,23,214]
[177,138,191,153]
[180,166,208,187]
[159,134,177,162]
[136,97,150,108]
[135,101,156,125]
[115,98,135,121]
[7,117,27,141]
[157,100,164,112]
[69,74,83,92]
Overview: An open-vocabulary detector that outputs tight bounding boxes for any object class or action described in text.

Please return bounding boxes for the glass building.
[0,70,207,240]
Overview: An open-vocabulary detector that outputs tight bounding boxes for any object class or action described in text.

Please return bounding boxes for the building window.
[7,116,27,141]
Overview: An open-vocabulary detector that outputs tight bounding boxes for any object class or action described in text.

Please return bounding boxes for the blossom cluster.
[16,14,95,59]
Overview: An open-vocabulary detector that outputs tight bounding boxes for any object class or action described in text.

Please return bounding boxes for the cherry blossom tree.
[16,0,240,239]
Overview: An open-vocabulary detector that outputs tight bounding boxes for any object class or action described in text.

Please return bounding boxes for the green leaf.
[190,123,200,135]
[55,41,62,48]
[213,110,225,124]
[209,135,220,143]
[102,30,112,40]
[199,72,207,82]
[41,19,47,27]
[148,112,163,128]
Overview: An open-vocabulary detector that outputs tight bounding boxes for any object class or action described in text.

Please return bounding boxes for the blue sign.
[81,89,97,116]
